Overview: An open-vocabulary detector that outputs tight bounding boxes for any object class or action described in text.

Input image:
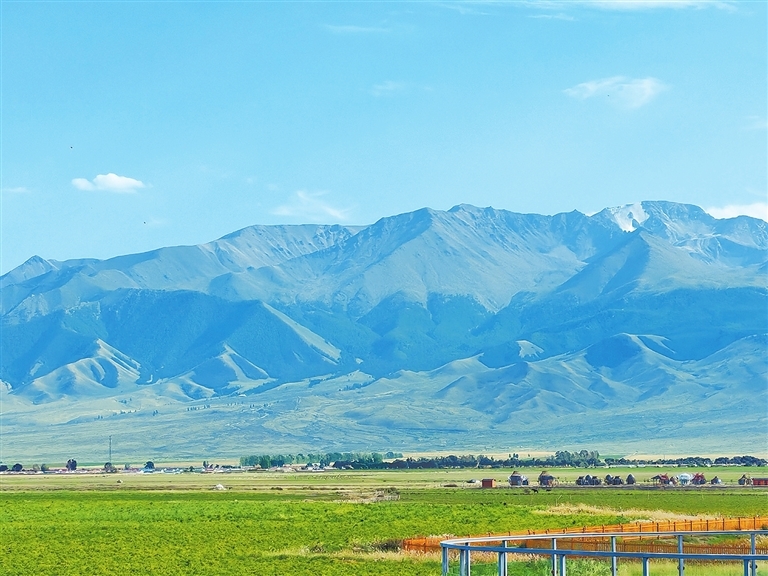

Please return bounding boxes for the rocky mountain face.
[2,201,766,460]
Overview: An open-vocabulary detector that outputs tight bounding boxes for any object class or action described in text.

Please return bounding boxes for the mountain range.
[1,201,766,461]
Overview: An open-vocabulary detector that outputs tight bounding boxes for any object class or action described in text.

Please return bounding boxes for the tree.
[104,462,117,473]
[41,464,49,472]
[12,463,23,472]
[66,459,77,471]
[144,461,155,470]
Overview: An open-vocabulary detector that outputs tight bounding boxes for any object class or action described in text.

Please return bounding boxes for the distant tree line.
[239,451,403,468]
[604,455,767,467]
[383,452,767,470]
[238,450,767,471]
[237,450,602,470]
[379,451,602,470]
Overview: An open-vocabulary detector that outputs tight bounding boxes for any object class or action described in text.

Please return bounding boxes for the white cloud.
[1,186,30,194]
[272,191,351,222]
[371,80,407,97]
[71,178,96,190]
[564,76,667,108]
[72,173,145,193]
[706,202,768,222]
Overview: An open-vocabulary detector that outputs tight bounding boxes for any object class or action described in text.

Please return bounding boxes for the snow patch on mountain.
[606,203,649,232]
[517,340,543,358]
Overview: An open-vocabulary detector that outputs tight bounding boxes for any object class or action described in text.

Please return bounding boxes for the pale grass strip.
[536,503,718,522]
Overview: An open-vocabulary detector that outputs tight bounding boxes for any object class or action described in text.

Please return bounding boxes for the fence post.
[611,535,618,576]
[558,553,566,576]
[498,540,508,576]
[552,538,557,576]
[498,540,507,576]
[678,534,684,576]
[459,544,471,576]
[751,532,757,576]
[442,545,449,576]
[744,559,750,576]
[642,557,650,576]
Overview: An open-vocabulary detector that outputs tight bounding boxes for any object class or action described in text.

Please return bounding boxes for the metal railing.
[440,530,767,576]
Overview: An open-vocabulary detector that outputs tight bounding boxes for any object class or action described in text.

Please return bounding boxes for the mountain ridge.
[1,201,766,459]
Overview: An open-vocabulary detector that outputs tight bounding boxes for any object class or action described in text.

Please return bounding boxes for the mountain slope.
[1,201,765,458]
[1,224,358,318]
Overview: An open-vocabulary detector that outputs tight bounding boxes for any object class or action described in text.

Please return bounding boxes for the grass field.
[1,468,766,575]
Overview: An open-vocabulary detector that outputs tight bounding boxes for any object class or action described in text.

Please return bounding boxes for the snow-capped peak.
[607,203,649,232]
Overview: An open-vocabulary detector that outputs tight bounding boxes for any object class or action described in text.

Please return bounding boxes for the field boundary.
[404,516,768,552]
[439,529,768,576]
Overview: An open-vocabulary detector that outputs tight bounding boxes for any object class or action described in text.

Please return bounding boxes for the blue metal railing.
[440,530,767,576]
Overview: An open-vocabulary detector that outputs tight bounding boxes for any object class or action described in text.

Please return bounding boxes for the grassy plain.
[1,468,766,576]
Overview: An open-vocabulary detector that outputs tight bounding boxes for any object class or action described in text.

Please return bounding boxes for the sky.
[1,0,766,273]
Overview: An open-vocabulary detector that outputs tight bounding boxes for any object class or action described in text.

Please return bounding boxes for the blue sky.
[1,1,766,273]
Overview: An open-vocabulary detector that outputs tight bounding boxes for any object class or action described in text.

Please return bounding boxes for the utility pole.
[109,435,112,464]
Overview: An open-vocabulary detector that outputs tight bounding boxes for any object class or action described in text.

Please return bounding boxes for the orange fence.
[496,537,768,557]
[403,516,768,553]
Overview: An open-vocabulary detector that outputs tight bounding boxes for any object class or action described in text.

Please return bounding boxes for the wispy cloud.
[564,76,667,108]
[706,202,768,222]
[437,2,491,15]
[521,0,734,10]
[370,80,407,97]
[272,191,351,222]
[72,173,145,193]
[1,186,31,194]
[324,24,391,34]
[142,217,168,228]
[577,0,735,10]
[528,12,575,19]
[744,116,768,131]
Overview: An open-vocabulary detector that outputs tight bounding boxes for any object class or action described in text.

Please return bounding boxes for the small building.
[753,478,768,486]
[481,478,496,488]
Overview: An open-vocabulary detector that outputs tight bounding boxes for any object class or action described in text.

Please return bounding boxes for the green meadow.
[1,468,765,576]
